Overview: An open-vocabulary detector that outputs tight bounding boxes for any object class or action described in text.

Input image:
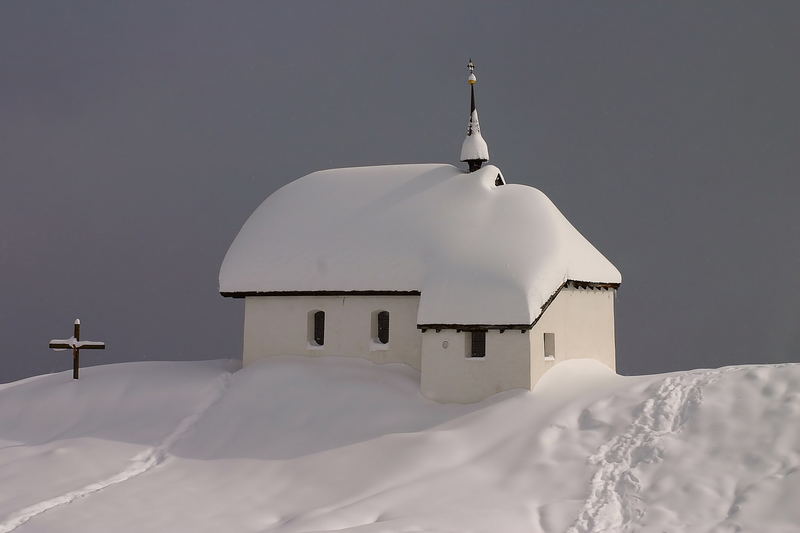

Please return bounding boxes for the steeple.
[460,59,489,172]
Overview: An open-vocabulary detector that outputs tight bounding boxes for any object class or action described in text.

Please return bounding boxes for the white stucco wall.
[530,286,616,385]
[241,287,616,404]
[418,287,615,403]
[243,295,423,370]
[420,329,532,403]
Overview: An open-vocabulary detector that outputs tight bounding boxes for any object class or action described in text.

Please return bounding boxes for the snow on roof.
[219,163,621,325]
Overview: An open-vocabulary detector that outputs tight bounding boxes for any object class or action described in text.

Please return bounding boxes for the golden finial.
[467,59,477,85]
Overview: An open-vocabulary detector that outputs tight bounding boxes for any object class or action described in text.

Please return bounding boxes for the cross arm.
[49,338,106,350]
[77,341,106,349]
[48,342,73,351]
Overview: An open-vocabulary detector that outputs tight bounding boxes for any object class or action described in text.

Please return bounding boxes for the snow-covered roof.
[219,164,621,326]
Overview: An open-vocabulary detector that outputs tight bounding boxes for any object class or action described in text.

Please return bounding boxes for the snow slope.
[1,357,799,532]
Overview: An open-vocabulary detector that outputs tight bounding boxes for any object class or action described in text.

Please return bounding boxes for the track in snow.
[0,373,231,533]
[567,369,724,533]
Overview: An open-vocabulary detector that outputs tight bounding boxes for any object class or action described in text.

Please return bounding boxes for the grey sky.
[1,1,798,383]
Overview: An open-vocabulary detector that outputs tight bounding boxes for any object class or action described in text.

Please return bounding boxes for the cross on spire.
[49,319,106,379]
[460,59,489,172]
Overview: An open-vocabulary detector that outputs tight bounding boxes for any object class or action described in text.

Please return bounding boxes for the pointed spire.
[460,59,489,172]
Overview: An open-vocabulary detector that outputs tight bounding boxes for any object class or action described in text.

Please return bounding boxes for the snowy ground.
[0,357,798,533]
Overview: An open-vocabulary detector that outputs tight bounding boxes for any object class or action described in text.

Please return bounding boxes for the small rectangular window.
[377,311,390,344]
[468,330,486,358]
[544,332,555,359]
[313,311,325,346]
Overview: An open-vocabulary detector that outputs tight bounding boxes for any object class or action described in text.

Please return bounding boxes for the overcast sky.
[1,1,798,383]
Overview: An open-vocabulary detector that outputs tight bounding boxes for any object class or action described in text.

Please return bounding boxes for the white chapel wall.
[419,286,615,403]
[530,286,616,385]
[420,330,532,403]
[243,295,422,370]
[242,287,616,404]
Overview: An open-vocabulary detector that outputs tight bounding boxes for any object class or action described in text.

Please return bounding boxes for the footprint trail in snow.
[567,369,724,533]
[0,373,231,533]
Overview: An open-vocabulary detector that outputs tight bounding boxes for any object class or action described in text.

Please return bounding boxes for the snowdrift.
[1,357,799,532]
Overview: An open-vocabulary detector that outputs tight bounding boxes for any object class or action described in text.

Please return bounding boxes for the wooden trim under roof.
[416,280,619,332]
[220,290,421,298]
[220,280,619,331]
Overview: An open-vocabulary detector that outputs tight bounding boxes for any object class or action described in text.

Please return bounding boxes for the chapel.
[219,61,621,403]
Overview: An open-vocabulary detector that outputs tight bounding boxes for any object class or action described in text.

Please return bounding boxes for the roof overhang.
[416,280,619,332]
[221,280,619,331]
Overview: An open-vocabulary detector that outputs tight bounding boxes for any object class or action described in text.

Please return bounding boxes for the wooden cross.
[49,319,106,379]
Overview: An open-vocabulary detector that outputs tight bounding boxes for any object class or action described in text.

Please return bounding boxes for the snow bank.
[1,357,798,532]
[0,361,233,531]
[219,164,620,325]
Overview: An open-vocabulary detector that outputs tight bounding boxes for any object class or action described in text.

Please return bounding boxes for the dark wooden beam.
[225,280,619,332]
[48,342,73,350]
[222,281,618,300]
[73,321,79,380]
[417,280,619,332]
[418,323,531,332]
[48,342,105,350]
[221,290,421,298]
[567,280,621,290]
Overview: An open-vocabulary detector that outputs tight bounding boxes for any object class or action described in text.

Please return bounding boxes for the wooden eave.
[416,280,619,332]
[220,290,421,298]
[221,279,619,332]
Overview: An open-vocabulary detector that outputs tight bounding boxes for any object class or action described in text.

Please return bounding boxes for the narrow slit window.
[544,332,555,359]
[377,311,390,344]
[311,310,325,346]
[468,330,486,358]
